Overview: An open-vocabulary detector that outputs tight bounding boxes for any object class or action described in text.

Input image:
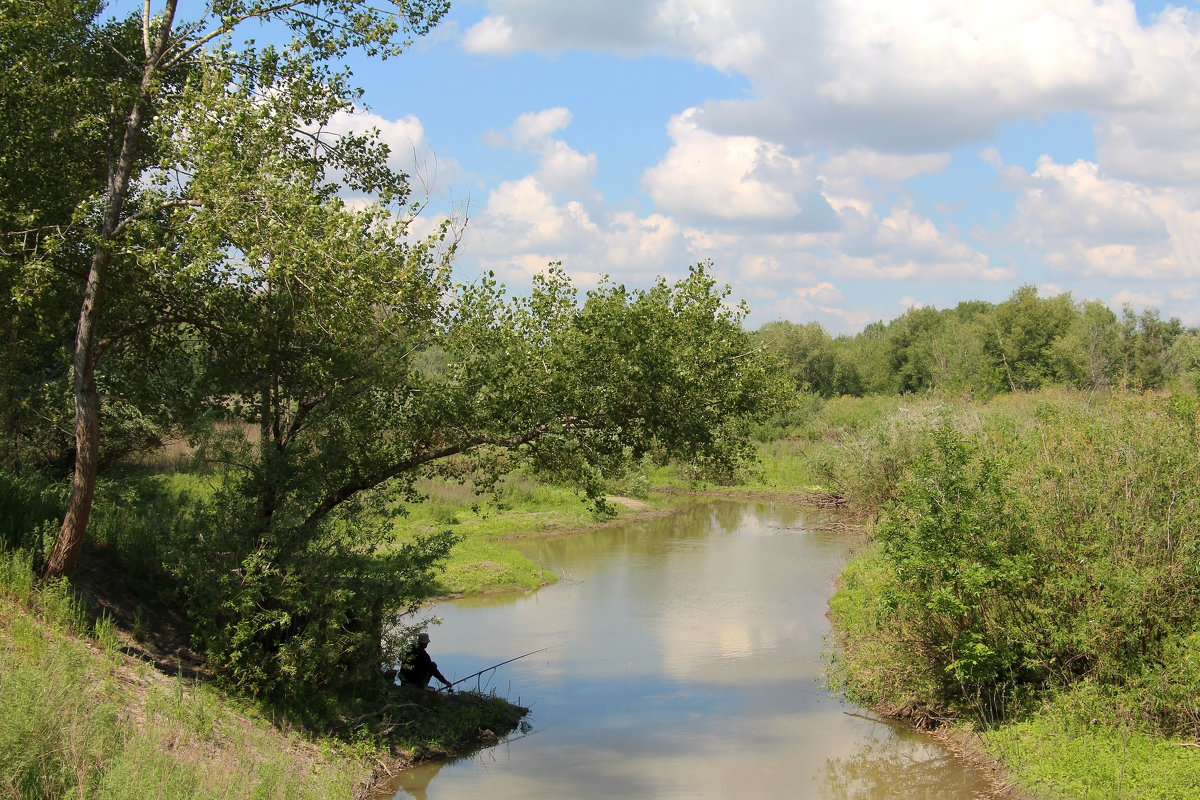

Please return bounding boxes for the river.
[385,499,993,799]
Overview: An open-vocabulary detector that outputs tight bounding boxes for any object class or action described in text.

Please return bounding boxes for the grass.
[982,685,1200,800]
[0,550,372,800]
[388,472,676,596]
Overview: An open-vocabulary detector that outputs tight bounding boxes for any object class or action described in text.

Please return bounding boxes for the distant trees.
[758,286,1196,404]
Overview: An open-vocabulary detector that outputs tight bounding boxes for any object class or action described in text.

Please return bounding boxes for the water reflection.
[817,719,986,800]
[388,499,990,800]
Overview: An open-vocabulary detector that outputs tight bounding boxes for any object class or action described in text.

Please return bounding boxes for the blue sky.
[125,1,1200,334]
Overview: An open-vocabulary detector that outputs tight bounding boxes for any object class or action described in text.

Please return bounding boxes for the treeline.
[756,285,1198,400]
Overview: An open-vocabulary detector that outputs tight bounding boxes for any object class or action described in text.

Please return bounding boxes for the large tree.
[0,1,145,474]
[32,0,449,580]
[178,256,784,696]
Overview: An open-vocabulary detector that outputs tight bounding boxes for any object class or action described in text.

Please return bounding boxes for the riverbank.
[0,548,529,800]
[411,481,1039,800]
[11,389,1194,800]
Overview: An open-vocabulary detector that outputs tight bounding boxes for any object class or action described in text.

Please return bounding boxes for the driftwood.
[793,489,848,509]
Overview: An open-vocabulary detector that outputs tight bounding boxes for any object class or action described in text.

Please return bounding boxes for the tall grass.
[0,549,371,800]
[983,682,1200,800]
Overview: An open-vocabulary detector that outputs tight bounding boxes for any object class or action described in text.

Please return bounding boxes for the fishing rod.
[439,648,550,692]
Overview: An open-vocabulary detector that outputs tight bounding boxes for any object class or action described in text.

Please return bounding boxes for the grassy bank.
[0,548,528,800]
[390,470,681,597]
[0,550,371,799]
[0,465,677,800]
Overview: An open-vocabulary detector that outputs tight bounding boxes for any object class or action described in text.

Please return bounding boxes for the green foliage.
[0,472,64,559]
[1122,306,1186,391]
[757,286,1197,407]
[1016,394,1200,706]
[874,425,1039,720]
[828,390,1200,738]
[171,487,458,702]
[983,682,1200,800]
[1048,300,1123,392]
[755,320,859,397]
[811,399,954,509]
[390,689,528,758]
[983,285,1076,392]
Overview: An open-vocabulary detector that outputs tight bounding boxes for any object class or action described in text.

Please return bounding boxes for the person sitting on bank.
[400,632,454,692]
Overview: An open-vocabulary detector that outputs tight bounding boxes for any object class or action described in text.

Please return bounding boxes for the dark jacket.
[400,644,449,688]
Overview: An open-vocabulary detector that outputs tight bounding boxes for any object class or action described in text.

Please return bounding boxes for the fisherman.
[399,632,454,692]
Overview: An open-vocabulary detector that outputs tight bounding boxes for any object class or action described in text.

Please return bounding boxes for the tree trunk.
[43,250,106,579]
[42,0,178,580]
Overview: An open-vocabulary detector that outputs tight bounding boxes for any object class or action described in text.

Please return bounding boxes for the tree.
[983,286,1075,393]
[1121,306,1185,390]
[886,306,944,393]
[841,320,896,396]
[6,0,785,698]
[1048,300,1123,392]
[757,320,838,397]
[35,0,449,580]
[178,259,785,697]
[0,2,145,474]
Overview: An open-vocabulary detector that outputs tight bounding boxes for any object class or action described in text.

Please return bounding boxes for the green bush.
[829,390,1200,736]
[873,424,1040,721]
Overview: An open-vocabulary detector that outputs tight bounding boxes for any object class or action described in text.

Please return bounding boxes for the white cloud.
[486,108,598,194]
[461,2,663,55]
[444,1,1200,332]
[323,108,465,199]
[466,1,1200,156]
[511,107,573,148]
[1110,287,1165,311]
[752,281,875,334]
[477,177,597,251]
[461,14,514,53]
[1007,155,1200,279]
[536,140,598,194]
[641,108,834,228]
[822,150,951,183]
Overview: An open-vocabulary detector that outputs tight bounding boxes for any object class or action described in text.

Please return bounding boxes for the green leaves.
[875,424,1038,719]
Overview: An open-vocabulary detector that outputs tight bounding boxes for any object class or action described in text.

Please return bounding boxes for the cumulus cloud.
[461,13,515,53]
[463,109,693,287]
[510,107,573,148]
[445,1,1200,331]
[1006,155,1200,279]
[463,0,1200,157]
[462,1,664,54]
[642,108,836,230]
[486,108,598,194]
[822,150,952,184]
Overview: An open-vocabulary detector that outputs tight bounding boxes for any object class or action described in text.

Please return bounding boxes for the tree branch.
[111,197,203,238]
[301,415,602,529]
[96,315,222,361]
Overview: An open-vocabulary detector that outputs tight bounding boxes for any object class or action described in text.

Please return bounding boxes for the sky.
[133,1,1200,334]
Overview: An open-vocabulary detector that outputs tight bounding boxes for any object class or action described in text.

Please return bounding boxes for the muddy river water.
[386,499,993,799]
